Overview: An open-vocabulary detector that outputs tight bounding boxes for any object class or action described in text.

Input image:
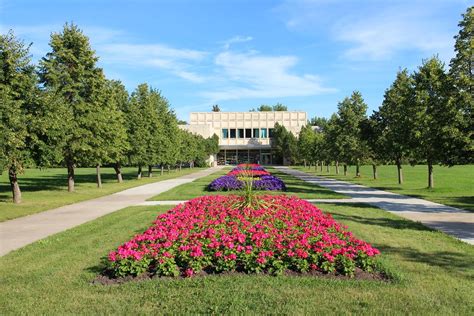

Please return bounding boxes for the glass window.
[260,128,267,138]
[222,128,229,139]
[268,128,274,138]
[230,129,236,138]
[245,128,252,138]
[238,128,244,138]
[253,128,259,138]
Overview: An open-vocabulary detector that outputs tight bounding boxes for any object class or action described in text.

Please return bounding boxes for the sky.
[0,0,471,121]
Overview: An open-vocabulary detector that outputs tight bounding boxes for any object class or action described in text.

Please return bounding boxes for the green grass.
[0,167,203,222]
[0,202,472,314]
[150,167,346,201]
[293,164,474,211]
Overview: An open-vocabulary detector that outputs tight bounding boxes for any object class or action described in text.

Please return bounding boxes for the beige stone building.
[179,111,307,165]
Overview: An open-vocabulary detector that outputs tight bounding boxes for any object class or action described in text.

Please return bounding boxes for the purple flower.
[209,176,244,191]
[209,175,286,191]
[253,175,286,191]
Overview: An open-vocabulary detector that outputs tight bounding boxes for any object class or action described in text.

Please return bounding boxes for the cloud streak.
[222,35,253,49]
[98,43,208,83]
[201,51,335,103]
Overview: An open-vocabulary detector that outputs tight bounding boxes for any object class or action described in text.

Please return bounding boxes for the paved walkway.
[0,167,224,256]
[275,167,474,245]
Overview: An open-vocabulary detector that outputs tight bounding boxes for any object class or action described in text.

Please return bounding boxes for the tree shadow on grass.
[331,212,434,232]
[377,244,474,278]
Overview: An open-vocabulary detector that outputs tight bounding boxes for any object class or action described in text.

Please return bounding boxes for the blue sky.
[0,0,471,121]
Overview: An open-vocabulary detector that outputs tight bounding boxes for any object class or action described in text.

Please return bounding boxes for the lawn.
[0,167,203,222]
[150,167,347,201]
[0,202,472,314]
[292,164,474,211]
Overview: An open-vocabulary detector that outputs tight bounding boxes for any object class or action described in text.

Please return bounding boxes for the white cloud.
[276,0,458,61]
[201,51,335,102]
[222,35,253,49]
[333,11,454,60]
[96,43,208,83]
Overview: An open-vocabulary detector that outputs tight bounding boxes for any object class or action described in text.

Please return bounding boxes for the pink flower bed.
[227,169,270,177]
[106,195,380,278]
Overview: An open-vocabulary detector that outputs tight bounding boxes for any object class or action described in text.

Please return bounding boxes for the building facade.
[180,111,307,165]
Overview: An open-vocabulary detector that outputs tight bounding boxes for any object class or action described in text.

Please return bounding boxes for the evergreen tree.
[272,103,288,111]
[38,23,107,192]
[257,104,273,111]
[0,31,37,203]
[212,104,220,112]
[413,57,462,188]
[334,91,369,176]
[449,6,473,163]
[309,116,328,130]
[376,69,416,183]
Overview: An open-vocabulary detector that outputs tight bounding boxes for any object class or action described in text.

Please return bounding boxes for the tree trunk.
[372,164,377,180]
[67,162,75,192]
[320,161,323,172]
[148,165,153,178]
[114,162,123,183]
[396,160,403,184]
[167,165,170,173]
[335,161,339,174]
[9,167,21,204]
[326,163,330,173]
[428,161,434,189]
[96,165,102,188]
[179,163,182,171]
[161,165,164,176]
[356,162,361,177]
[137,165,142,179]
[343,164,347,176]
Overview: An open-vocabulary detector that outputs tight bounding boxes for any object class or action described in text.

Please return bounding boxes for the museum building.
[179,111,307,165]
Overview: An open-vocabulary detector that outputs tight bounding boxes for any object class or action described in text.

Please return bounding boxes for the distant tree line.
[0,23,219,203]
[289,8,473,188]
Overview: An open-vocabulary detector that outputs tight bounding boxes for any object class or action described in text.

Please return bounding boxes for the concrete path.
[275,167,474,245]
[0,167,224,256]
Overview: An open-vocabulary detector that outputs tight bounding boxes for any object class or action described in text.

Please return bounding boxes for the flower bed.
[105,195,380,279]
[227,169,270,177]
[209,175,244,191]
[209,175,286,191]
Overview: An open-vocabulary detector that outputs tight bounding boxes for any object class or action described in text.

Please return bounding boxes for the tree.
[272,103,288,111]
[125,84,163,178]
[273,123,298,165]
[309,116,328,130]
[99,80,129,184]
[375,69,416,184]
[38,23,107,192]
[257,104,273,111]
[449,7,473,163]
[412,57,462,188]
[0,31,37,203]
[360,115,385,180]
[323,114,341,174]
[297,125,316,167]
[333,91,369,176]
[206,134,220,156]
[254,103,288,112]
[212,104,221,112]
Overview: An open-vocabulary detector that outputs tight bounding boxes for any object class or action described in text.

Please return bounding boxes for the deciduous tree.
[0,31,37,203]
